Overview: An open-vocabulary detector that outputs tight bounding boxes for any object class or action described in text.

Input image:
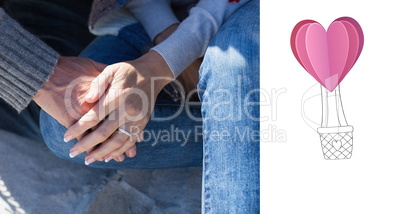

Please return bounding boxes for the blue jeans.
[41,0,260,213]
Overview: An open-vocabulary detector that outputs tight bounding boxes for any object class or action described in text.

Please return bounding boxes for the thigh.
[198,1,260,213]
[40,98,203,169]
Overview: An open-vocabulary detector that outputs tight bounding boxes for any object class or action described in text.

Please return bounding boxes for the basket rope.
[319,85,353,160]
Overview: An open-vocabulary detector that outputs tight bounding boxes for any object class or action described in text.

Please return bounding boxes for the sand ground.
[0,130,201,214]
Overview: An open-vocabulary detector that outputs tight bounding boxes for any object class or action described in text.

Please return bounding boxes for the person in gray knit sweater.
[0,0,260,212]
[0,0,98,140]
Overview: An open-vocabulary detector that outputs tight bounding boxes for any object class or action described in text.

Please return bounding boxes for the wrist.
[135,50,174,90]
[33,56,63,104]
[154,24,179,45]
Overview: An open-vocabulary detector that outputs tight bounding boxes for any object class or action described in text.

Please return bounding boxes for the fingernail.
[85,91,94,99]
[129,147,136,157]
[104,155,113,163]
[69,150,80,158]
[85,157,95,165]
[118,154,125,162]
[139,132,144,142]
[64,135,72,142]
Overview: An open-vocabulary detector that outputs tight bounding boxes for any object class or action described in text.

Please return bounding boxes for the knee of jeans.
[198,0,259,85]
[197,29,260,120]
[198,34,259,94]
[198,44,259,108]
[39,110,73,160]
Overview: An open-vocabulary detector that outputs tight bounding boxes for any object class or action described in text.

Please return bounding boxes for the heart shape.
[331,139,342,151]
[291,17,364,91]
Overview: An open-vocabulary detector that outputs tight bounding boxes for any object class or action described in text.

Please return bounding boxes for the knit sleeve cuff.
[150,30,201,79]
[0,9,59,112]
[150,7,218,79]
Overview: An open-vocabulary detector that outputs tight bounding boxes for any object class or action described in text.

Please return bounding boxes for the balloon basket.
[317,126,353,160]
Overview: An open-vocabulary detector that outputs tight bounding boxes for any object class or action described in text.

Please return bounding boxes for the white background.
[261,0,402,213]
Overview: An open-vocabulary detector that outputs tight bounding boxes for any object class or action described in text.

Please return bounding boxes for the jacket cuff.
[0,9,59,112]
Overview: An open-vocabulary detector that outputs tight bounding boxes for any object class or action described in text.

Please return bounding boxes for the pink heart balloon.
[291,17,364,91]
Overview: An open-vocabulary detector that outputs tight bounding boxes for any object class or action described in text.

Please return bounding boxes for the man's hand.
[33,56,106,128]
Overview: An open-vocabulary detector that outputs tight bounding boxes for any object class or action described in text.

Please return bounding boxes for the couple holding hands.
[0,0,259,212]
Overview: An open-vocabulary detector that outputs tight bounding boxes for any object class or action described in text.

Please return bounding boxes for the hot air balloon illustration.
[291,17,364,160]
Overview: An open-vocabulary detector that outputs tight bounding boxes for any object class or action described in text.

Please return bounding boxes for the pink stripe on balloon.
[335,17,364,62]
[295,23,324,86]
[338,20,360,84]
[290,20,317,70]
[327,21,350,91]
[305,23,330,88]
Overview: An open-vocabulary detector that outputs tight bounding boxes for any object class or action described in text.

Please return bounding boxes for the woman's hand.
[63,51,174,164]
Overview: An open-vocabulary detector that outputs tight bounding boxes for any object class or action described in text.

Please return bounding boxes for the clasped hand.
[63,51,173,165]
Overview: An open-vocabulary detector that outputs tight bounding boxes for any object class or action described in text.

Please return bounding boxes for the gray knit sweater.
[0,9,59,112]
